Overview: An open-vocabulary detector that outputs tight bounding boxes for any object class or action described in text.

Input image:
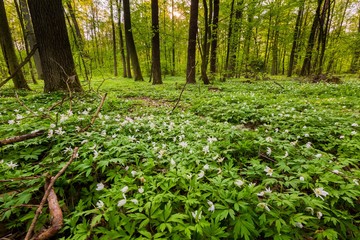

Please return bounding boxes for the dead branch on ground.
[0,130,45,147]
[24,147,79,240]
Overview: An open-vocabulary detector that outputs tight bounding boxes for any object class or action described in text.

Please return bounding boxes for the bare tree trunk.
[209,0,219,74]
[116,0,128,78]
[110,0,118,76]
[171,0,176,76]
[200,0,210,85]
[186,0,199,84]
[0,0,30,90]
[350,13,360,73]
[151,0,162,84]
[288,0,305,77]
[123,0,143,81]
[28,0,82,92]
[224,0,235,80]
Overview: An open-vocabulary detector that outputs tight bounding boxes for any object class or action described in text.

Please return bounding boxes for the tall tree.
[200,0,211,84]
[110,0,118,76]
[210,0,220,74]
[151,0,162,84]
[27,0,82,92]
[123,0,143,81]
[186,0,199,83]
[117,0,128,78]
[0,0,30,90]
[350,11,360,73]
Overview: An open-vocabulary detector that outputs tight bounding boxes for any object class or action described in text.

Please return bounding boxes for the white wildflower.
[191,210,202,221]
[128,136,136,142]
[60,114,68,123]
[305,207,314,215]
[203,145,210,154]
[197,170,205,179]
[351,131,357,135]
[304,133,309,138]
[207,201,215,212]
[93,150,99,159]
[96,200,104,209]
[266,147,272,156]
[48,129,54,138]
[257,191,265,197]
[170,159,176,166]
[284,151,289,158]
[264,166,274,176]
[207,137,217,143]
[332,170,341,174]
[305,142,312,148]
[295,222,303,228]
[16,114,24,120]
[131,171,137,177]
[353,179,359,185]
[203,164,210,170]
[55,127,65,135]
[234,179,244,187]
[313,187,329,200]
[130,199,139,205]
[121,186,129,193]
[339,135,345,139]
[179,141,188,148]
[6,161,18,169]
[96,183,104,191]
[315,153,322,158]
[317,211,323,219]
[138,186,144,194]
[299,176,305,181]
[8,120,15,125]
[265,187,272,193]
[117,199,127,207]
[101,130,106,137]
[257,203,270,211]
[351,123,358,127]
[265,137,273,143]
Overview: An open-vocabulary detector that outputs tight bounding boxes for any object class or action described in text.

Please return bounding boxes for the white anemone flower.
[121,186,129,193]
[96,183,104,191]
[264,166,274,176]
[317,211,323,219]
[313,188,329,200]
[96,200,104,209]
[234,179,244,187]
[207,201,215,212]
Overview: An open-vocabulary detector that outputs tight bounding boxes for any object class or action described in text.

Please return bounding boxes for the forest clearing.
[1,0,360,239]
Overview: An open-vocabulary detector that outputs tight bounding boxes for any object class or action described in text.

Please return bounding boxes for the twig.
[0,175,42,182]
[0,130,45,147]
[0,44,38,89]
[15,92,34,113]
[259,153,276,163]
[273,81,284,89]
[47,96,68,111]
[80,93,107,132]
[24,147,79,240]
[31,179,63,240]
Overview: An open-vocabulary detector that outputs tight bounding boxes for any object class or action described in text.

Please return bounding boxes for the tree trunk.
[209,0,219,74]
[14,0,37,84]
[288,0,305,77]
[19,0,43,80]
[317,0,331,74]
[28,0,82,92]
[123,0,143,81]
[0,0,30,90]
[200,0,210,85]
[117,0,128,78]
[151,0,162,84]
[224,0,235,80]
[300,0,323,76]
[186,0,199,84]
[350,13,360,73]
[110,0,118,76]
[66,1,83,43]
[171,0,176,76]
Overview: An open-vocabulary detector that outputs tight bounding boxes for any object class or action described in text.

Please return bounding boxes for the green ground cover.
[0,77,359,239]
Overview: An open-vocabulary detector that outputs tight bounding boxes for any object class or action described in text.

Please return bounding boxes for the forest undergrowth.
[0,77,360,239]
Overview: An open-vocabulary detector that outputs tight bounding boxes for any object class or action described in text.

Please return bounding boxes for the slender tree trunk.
[151,0,162,84]
[264,10,272,72]
[90,3,100,67]
[224,0,235,80]
[200,0,210,85]
[210,0,219,74]
[116,0,128,78]
[186,0,199,84]
[110,0,118,76]
[350,13,360,73]
[28,0,82,92]
[0,0,30,90]
[317,0,331,74]
[300,0,324,76]
[66,1,83,43]
[19,0,43,79]
[123,0,143,81]
[14,0,37,84]
[271,27,279,75]
[171,0,176,76]
[288,0,305,77]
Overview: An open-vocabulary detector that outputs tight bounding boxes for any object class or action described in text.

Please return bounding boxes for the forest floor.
[0,76,359,239]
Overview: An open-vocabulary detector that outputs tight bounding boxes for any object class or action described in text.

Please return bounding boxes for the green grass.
[0,76,360,239]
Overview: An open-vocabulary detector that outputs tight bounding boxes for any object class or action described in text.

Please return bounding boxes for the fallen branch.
[0,44,38,89]
[259,153,276,163]
[47,96,68,111]
[81,93,107,132]
[273,81,284,89]
[31,179,63,240]
[0,130,45,147]
[15,93,53,120]
[24,147,79,240]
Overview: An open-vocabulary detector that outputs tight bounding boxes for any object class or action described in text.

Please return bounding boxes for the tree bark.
[117,0,128,78]
[27,0,82,92]
[186,0,199,84]
[288,0,305,77]
[151,0,162,84]
[110,0,118,77]
[0,0,30,90]
[123,0,143,81]
[200,0,210,85]
[209,0,220,74]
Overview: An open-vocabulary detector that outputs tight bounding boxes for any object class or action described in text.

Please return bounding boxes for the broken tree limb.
[0,44,38,89]
[80,93,107,132]
[24,147,79,240]
[0,130,45,147]
[31,179,63,240]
